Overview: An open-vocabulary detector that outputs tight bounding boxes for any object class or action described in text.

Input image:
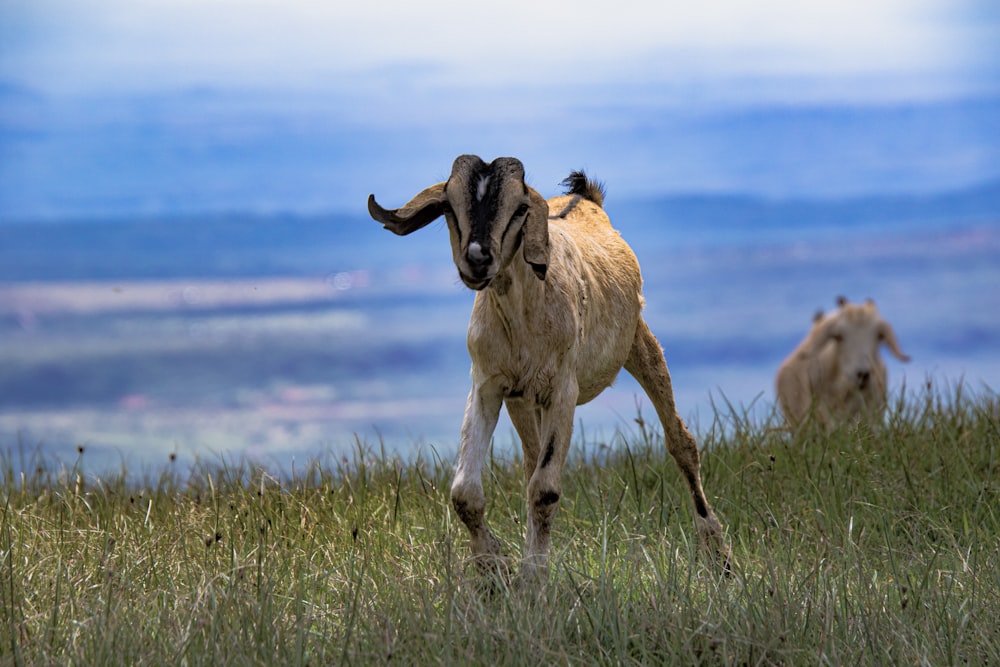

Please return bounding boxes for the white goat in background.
[776,296,911,428]
[368,155,729,580]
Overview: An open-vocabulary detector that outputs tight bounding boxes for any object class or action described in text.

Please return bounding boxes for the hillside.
[2,387,997,665]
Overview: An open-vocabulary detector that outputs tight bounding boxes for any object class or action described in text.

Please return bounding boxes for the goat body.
[776,296,911,428]
[368,155,729,579]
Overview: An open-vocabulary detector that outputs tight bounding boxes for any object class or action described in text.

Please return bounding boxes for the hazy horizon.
[2,187,997,473]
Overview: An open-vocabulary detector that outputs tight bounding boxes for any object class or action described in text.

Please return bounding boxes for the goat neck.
[472,241,548,344]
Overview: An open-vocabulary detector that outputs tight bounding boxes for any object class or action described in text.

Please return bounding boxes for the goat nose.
[467,241,491,265]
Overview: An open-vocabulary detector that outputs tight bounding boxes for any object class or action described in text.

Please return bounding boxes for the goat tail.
[561,170,606,208]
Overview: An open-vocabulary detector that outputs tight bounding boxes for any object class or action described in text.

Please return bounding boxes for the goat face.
[810,298,911,395]
[367,155,550,290]
[444,156,533,290]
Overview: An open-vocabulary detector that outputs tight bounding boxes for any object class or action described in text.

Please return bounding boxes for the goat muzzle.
[459,272,492,291]
[466,241,492,266]
[459,242,494,290]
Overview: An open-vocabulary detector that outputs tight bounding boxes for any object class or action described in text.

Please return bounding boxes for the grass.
[2,382,998,665]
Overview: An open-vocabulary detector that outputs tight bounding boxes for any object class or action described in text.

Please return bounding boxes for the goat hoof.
[470,554,512,597]
[471,551,510,578]
[716,546,734,578]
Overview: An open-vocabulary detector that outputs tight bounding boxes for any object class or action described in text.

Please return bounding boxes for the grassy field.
[2,383,998,665]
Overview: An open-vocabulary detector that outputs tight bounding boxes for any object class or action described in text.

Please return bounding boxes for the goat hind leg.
[625,319,731,572]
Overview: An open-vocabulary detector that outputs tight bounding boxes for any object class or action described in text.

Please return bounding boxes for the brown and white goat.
[776,296,911,428]
[368,155,729,580]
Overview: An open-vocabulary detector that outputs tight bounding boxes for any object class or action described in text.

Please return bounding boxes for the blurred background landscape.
[1,1,998,473]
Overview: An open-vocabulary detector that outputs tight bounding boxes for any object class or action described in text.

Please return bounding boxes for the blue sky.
[3,0,997,94]
[0,0,1000,91]
[2,1,999,218]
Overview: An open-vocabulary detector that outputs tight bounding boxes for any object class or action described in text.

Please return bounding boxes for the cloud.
[1,0,994,93]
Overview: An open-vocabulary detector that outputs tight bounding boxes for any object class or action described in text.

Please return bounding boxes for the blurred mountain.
[2,84,998,220]
[0,180,996,282]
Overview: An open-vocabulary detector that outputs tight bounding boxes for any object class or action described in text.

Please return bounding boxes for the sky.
[3,0,997,95]
[1,0,999,217]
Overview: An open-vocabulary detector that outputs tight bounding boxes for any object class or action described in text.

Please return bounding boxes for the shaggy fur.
[368,155,729,580]
[776,296,911,428]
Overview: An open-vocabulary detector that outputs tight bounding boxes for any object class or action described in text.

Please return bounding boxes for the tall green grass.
[2,383,998,665]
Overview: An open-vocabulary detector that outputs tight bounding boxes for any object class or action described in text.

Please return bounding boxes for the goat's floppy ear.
[523,188,550,280]
[367,182,448,236]
[798,317,836,359]
[878,321,911,362]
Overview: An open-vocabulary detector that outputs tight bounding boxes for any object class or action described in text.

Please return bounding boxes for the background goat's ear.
[878,321,912,362]
[367,182,448,236]
[523,189,549,280]
[799,318,835,358]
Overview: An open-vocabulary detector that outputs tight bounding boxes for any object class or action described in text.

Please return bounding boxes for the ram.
[776,296,911,428]
[368,155,729,580]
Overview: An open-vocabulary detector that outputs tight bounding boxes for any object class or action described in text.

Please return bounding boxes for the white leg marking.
[451,383,502,520]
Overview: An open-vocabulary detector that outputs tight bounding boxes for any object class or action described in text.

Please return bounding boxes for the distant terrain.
[3,88,999,219]
[1,182,998,472]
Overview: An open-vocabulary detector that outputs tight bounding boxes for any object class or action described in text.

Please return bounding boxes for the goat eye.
[831,333,844,343]
[512,204,529,220]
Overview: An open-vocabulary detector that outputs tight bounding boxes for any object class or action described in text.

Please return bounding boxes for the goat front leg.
[625,319,731,573]
[521,383,577,581]
[451,382,506,579]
